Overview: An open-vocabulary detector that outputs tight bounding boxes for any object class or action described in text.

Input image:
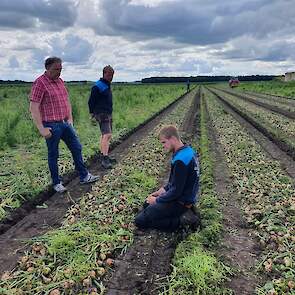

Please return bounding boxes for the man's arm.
[67,102,73,125]
[88,86,99,116]
[156,161,188,203]
[146,187,166,204]
[29,102,52,138]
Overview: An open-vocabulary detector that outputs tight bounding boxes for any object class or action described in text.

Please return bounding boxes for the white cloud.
[0,0,294,81]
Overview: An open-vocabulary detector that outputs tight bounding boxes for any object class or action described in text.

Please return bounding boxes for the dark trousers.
[43,121,88,185]
[135,201,187,232]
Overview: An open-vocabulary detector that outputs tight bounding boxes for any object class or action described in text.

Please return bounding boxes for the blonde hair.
[159,125,180,140]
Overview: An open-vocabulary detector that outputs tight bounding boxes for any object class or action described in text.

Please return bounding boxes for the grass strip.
[163,92,230,295]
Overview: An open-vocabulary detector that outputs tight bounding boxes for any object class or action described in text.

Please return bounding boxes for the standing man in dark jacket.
[88,65,115,169]
[186,79,190,92]
[135,125,200,232]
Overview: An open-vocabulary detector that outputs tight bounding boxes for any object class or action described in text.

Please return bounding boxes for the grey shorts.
[95,113,112,135]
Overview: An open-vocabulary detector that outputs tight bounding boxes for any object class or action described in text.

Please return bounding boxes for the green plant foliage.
[237,80,295,99]
[0,83,184,221]
[164,92,229,295]
[204,88,295,294]
[0,89,195,294]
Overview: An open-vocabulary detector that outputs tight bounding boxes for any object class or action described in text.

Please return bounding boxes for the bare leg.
[100,133,112,156]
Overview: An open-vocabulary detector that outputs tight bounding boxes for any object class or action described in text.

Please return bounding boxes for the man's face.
[160,135,174,152]
[46,62,62,80]
[103,70,114,82]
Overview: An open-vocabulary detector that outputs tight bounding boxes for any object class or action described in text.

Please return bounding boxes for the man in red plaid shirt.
[30,57,99,193]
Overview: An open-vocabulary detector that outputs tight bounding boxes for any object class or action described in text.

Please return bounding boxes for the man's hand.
[149,187,166,198]
[147,192,156,199]
[39,127,52,139]
[146,196,157,205]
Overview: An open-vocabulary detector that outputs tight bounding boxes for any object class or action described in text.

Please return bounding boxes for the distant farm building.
[285,72,295,82]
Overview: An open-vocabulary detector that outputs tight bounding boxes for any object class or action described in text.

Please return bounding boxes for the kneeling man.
[135,125,200,232]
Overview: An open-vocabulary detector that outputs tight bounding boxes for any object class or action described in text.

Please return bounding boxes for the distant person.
[30,56,99,193]
[88,65,115,169]
[135,125,200,232]
[186,79,190,92]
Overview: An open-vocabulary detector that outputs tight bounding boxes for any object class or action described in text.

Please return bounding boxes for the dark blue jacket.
[156,145,199,205]
[88,78,113,114]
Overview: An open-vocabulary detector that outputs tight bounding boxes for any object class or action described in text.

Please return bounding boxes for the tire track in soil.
[206,87,295,181]
[212,86,295,120]
[0,90,193,276]
[202,88,264,294]
[105,90,200,295]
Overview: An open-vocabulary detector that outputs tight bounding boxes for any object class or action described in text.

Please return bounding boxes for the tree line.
[141,75,275,83]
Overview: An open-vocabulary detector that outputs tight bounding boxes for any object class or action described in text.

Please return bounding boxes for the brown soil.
[104,90,200,295]
[203,91,264,294]
[0,90,191,276]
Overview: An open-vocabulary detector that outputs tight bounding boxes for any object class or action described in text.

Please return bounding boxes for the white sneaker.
[80,173,99,184]
[53,183,67,193]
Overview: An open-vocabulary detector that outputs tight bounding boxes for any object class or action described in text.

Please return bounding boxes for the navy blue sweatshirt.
[88,78,113,114]
[156,145,199,205]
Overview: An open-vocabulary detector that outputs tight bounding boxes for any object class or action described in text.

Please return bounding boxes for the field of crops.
[0,81,294,295]
[216,85,295,114]
[203,85,294,294]
[0,86,195,294]
[210,87,295,153]
[237,80,295,99]
[0,83,185,221]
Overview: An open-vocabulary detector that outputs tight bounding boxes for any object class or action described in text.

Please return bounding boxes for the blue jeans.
[135,201,187,232]
[43,121,88,185]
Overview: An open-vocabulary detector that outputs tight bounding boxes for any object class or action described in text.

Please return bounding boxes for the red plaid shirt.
[30,73,71,122]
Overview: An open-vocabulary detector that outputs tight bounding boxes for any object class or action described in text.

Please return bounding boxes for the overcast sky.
[0,0,294,81]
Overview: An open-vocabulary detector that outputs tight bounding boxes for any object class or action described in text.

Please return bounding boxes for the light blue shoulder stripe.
[95,80,109,92]
[172,147,195,166]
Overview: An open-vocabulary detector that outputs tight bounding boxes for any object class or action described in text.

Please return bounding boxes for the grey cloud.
[30,34,93,69]
[8,56,20,68]
[217,39,295,62]
[84,0,295,46]
[49,34,94,64]
[0,0,78,30]
[139,38,185,51]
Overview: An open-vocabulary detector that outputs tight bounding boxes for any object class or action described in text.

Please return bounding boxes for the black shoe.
[98,151,103,160]
[101,156,112,169]
[179,209,201,230]
[108,155,117,164]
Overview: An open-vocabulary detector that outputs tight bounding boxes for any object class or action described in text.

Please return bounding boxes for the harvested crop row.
[0,90,196,295]
[204,88,295,295]
[164,90,229,295]
[235,80,295,100]
[0,84,185,221]
[215,86,295,114]
[208,87,295,154]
